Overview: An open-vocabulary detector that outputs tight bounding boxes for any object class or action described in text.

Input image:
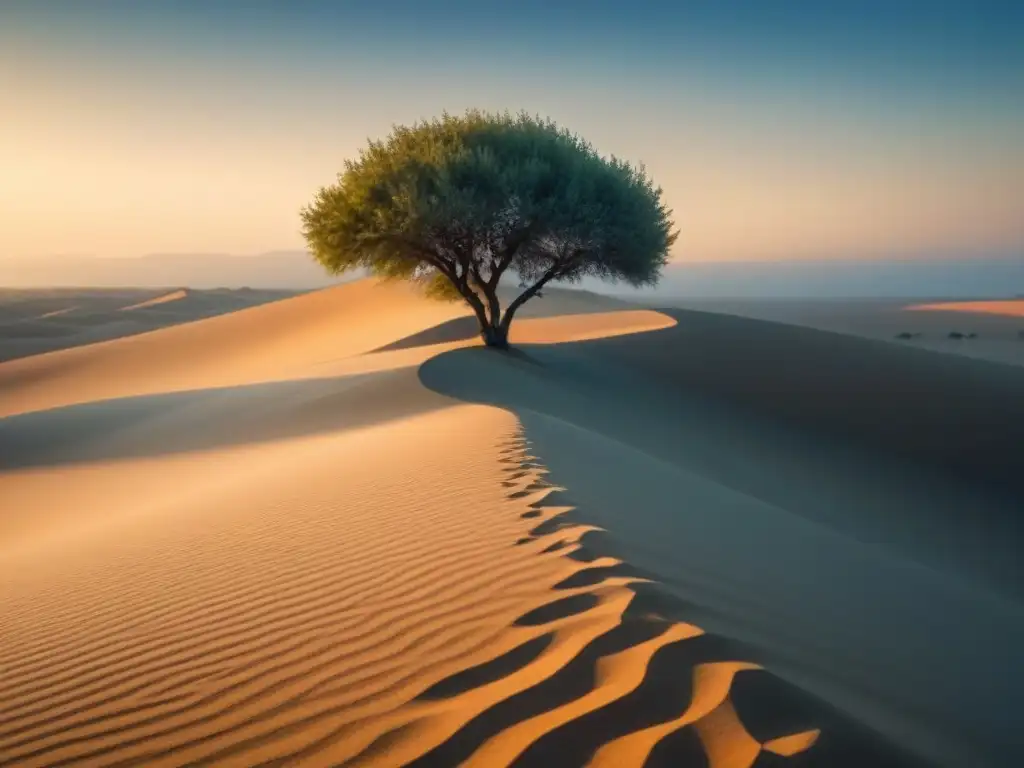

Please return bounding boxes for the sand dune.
[3,278,1020,766]
[421,308,1024,766]
[655,296,1024,367]
[0,288,298,363]
[907,299,1024,318]
[118,289,191,311]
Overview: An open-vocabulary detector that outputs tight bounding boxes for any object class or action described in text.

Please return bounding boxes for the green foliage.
[417,269,464,302]
[301,109,678,345]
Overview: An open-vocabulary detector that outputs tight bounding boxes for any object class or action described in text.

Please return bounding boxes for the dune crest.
[35,305,79,319]
[118,289,190,311]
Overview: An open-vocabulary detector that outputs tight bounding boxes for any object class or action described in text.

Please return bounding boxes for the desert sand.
[2,279,1023,767]
[0,287,300,363]
[653,296,1024,367]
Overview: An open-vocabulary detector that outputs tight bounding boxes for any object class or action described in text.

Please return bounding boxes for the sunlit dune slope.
[0,280,465,417]
[906,299,1024,317]
[0,280,664,420]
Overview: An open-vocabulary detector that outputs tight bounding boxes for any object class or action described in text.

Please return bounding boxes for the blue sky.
[2,0,1022,263]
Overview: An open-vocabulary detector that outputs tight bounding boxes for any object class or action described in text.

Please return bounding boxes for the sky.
[1,0,1023,266]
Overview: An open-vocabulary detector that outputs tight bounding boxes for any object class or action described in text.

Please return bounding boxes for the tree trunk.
[474,283,510,349]
[480,322,510,349]
[496,266,560,342]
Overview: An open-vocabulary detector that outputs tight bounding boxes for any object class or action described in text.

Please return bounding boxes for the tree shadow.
[371,316,480,353]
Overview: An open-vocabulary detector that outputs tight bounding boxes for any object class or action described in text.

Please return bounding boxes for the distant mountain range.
[3,251,1022,299]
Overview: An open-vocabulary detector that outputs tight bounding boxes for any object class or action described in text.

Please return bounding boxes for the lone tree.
[301,110,677,349]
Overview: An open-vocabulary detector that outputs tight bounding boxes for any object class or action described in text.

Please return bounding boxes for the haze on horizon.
[1,0,1023,279]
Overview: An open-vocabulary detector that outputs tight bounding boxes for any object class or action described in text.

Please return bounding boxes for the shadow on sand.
[413,308,1024,767]
[0,367,446,471]
[370,315,480,353]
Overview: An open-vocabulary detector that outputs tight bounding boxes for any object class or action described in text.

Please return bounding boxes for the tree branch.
[500,247,584,332]
[487,222,537,289]
[499,264,558,333]
[368,234,457,280]
[371,232,489,328]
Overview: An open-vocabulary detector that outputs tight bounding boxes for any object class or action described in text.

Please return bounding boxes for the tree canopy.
[301,110,677,348]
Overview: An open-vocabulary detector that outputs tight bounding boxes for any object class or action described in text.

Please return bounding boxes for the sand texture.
[3,279,1023,767]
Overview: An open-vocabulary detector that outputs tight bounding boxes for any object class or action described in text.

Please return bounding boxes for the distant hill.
[0,251,347,289]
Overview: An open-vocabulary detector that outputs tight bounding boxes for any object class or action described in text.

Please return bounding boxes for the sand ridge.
[3,277,1017,766]
[906,299,1024,317]
[35,305,80,319]
[118,289,191,311]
